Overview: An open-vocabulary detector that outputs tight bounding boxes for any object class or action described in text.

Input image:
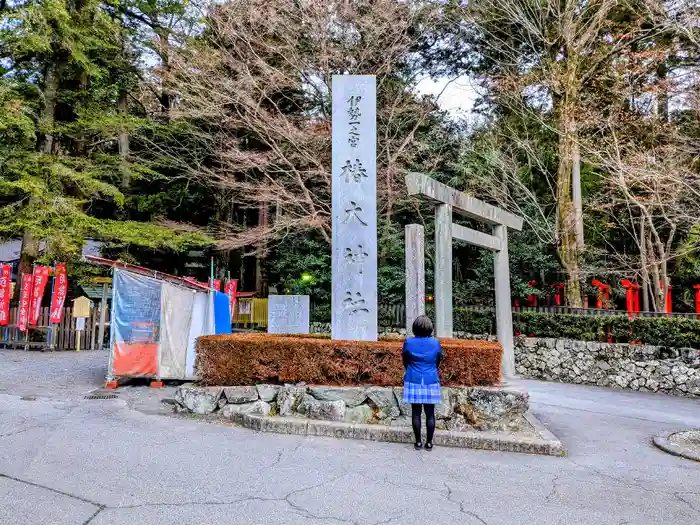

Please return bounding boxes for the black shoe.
[414,441,423,450]
[425,442,434,451]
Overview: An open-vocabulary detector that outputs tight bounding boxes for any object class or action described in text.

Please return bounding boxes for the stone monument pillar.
[331,75,378,341]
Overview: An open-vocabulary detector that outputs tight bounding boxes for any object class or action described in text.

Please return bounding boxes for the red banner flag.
[225,279,238,315]
[49,264,68,324]
[208,279,222,292]
[29,266,50,326]
[17,273,33,333]
[0,264,11,326]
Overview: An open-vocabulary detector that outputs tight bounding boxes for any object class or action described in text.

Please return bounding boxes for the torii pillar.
[405,173,524,377]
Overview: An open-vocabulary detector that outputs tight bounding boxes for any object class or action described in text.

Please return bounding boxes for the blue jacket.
[402,336,443,385]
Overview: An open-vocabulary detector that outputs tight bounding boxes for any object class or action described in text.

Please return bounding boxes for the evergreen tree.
[0,0,210,279]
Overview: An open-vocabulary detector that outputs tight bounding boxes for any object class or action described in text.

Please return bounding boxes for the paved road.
[1,350,699,525]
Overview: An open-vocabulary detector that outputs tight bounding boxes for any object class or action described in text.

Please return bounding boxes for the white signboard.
[331,75,378,341]
[267,295,310,334]
[238,300,251,315]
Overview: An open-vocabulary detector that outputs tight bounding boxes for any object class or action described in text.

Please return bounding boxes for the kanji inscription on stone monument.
[332,75,377,341]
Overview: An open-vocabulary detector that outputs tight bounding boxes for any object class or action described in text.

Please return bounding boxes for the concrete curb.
[226,410,565,457]
[652,431,700,462]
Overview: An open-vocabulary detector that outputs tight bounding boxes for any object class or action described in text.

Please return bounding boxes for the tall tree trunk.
[73,71,89,155]
[648,246,661,313]
[40,65,58,155]
[255,203,268,295]
[17,232,39,288]
[556,102,583,307]
[574,146,587,308]
[156,30,172,124]
[18,63,59,285]
[640,218,650,312]
[118,90,130,188]
[660,258,669,314]
[657,61,669,123]
[572,142,584,251]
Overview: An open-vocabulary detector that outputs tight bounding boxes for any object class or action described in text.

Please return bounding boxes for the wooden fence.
[0,306,110,351]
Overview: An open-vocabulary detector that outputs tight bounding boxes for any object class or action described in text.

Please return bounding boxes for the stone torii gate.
[404,172,524,377]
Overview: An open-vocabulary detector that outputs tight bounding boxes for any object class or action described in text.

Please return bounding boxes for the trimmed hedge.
[514,313,700,348]
[449,308,700,347]
[311,304,700,348]
[196,333,502,387]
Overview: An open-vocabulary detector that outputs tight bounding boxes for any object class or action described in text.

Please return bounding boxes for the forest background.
[1,0,699,313]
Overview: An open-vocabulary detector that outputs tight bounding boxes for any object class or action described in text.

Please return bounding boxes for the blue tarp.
[113,270,162,344]
[213,291,232,334]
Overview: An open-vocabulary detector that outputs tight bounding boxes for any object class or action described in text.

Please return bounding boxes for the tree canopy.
[1,0,699,311]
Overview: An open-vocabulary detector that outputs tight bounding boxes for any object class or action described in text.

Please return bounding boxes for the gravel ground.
[0,349,107,399]
[669,430,700,454]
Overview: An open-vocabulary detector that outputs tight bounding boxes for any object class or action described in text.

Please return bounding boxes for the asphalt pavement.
[1,349,699,525]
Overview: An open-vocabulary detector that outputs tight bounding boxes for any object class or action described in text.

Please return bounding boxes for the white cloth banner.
[159,283,196,379]
[185,292,212,379]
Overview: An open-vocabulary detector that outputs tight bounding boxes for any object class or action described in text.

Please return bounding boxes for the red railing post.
[621,279,641,343]
[527,280,537,307]
[592,279,612,342]
[552,283,564,306]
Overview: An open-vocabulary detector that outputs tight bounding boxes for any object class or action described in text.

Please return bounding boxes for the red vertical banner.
[17,273,33,333]
[0,264,11,326]
[49,264,68,323]
[225,279,238,316]
[209,279,222,292]
[29,266,50,326]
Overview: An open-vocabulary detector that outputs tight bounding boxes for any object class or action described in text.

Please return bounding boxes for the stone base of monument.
[173,384,564,456]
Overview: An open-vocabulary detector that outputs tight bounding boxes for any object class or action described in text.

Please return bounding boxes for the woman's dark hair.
[412,315,434,337]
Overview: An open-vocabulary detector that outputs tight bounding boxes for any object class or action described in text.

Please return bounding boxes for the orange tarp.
[112,342,158,377]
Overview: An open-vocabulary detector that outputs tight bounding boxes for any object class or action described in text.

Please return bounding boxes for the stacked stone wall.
[515,337,700,397]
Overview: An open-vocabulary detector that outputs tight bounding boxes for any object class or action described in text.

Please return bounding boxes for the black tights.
[411,404,435,444]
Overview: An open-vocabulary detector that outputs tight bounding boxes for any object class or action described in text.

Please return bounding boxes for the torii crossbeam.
[404,172,524,377]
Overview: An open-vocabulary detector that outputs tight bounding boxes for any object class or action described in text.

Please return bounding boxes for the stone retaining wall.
[174,384,529,432]
[515,337,700,397]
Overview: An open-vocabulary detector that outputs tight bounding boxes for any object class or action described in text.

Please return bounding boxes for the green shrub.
[511,312,700,348]
[309,302,700,348]
[311,303,331,323]
[453,308,495,335]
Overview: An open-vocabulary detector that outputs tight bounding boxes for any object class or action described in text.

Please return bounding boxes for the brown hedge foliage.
[196,334,502,387]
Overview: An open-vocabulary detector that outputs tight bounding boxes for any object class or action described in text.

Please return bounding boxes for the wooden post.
[97,282,108,350]
[75,317,85,352]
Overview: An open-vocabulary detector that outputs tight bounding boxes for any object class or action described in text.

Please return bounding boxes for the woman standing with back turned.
[402,315,443,450]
